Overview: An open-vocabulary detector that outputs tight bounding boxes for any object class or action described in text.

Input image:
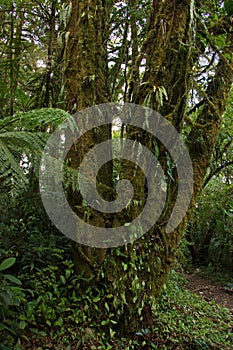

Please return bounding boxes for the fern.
[0,139,27,194]
[0,108,71,132]
[0,108,71,195]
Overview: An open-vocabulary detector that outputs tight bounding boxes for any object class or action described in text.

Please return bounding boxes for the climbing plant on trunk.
[63,0,233,332]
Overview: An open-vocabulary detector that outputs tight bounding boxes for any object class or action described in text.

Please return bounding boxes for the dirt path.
[184,272,233,312]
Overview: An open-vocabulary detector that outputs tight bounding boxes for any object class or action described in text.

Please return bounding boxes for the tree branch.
[203,160,233,187]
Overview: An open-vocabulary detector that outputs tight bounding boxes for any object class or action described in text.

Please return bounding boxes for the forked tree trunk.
[64,0,233,332]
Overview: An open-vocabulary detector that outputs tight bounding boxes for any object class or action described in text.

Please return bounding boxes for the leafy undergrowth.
[0,207,232,349]
[1,268,232,350]
[196,265,233,287]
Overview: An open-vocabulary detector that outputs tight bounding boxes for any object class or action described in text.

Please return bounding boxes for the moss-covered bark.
[108,0,233,332]
[64,0,113,277]
[64,0,233,333]
[65,0,110,111]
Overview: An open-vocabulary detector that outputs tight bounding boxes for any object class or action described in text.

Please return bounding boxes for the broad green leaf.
[93,296,101,302]
[19,321,27,330]
[60,275,66,285]
[0,257,16,271]
[4,274,22,285]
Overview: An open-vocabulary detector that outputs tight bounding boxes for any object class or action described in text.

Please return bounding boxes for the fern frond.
[0,139,28,194]
[0,108,74,195]
[0,108,71,132]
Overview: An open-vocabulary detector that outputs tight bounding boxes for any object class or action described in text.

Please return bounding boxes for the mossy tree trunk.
[64,0,113,277]
[64,0,233,332]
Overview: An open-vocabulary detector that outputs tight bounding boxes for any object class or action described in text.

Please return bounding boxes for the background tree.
[203,88,233,187]
[0,0,66,117]
[186,181,233,270]
[185,89,233,268]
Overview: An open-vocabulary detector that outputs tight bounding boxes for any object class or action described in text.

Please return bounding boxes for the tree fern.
[0,108,71,195]
[0,108,71,132]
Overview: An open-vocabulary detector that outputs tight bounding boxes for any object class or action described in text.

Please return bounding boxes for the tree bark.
[64,0,113,277]
[64,0,233,333]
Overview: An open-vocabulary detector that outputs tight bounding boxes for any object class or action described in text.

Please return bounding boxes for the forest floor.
[184,271,233,312]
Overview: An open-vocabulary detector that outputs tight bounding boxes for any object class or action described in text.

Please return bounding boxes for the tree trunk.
[64,0,113,277]
[7,4,23,115]
[64,0,233,333]
[43,1,56,108]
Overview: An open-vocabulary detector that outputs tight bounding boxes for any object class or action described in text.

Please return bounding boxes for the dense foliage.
[0,205,232,348]
[185,88,233,270]
[0,0,233,348]
[186,181,233,270]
